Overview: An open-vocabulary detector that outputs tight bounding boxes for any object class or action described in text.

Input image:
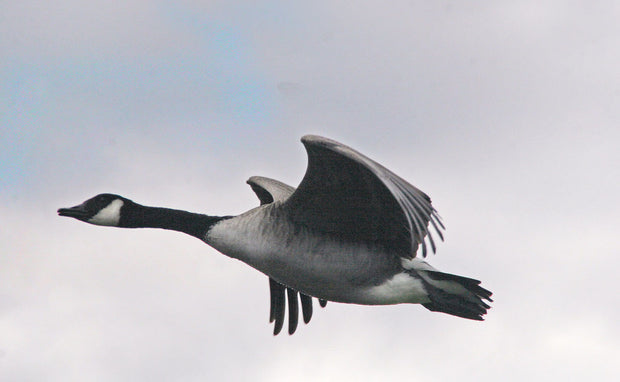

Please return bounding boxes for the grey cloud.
[1,1,619,381]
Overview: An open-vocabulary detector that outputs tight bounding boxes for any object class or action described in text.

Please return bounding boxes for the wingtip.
[273,325,283,336]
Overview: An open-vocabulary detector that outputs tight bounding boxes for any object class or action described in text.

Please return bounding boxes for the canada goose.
[58,135,492,335]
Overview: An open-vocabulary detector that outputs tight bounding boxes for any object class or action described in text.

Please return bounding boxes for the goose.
[58,135,492,335]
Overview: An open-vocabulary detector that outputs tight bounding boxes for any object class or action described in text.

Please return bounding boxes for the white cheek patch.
[88,199,124,226]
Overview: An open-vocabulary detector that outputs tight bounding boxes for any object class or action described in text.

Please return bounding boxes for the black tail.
[421,270,493,320]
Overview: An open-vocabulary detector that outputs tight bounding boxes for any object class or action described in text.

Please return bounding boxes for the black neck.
[120,204,226,240]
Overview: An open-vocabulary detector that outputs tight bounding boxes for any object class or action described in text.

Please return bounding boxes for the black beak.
[58,203,89,220]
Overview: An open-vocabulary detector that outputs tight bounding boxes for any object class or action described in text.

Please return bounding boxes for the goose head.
[58,194,132,227]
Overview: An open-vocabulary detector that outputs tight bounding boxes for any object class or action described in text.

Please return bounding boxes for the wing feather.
[284,135,444,258]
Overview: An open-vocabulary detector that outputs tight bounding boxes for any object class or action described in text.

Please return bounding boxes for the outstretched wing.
[247,176,327,335]
[284,135,444,258]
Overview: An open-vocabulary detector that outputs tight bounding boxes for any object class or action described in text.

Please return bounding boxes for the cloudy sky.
[1,1,618,381]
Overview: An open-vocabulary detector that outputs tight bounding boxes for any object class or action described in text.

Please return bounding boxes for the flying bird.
[58,135,492,335]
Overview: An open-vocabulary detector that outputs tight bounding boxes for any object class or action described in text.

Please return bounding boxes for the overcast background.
[1,1,618,381]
